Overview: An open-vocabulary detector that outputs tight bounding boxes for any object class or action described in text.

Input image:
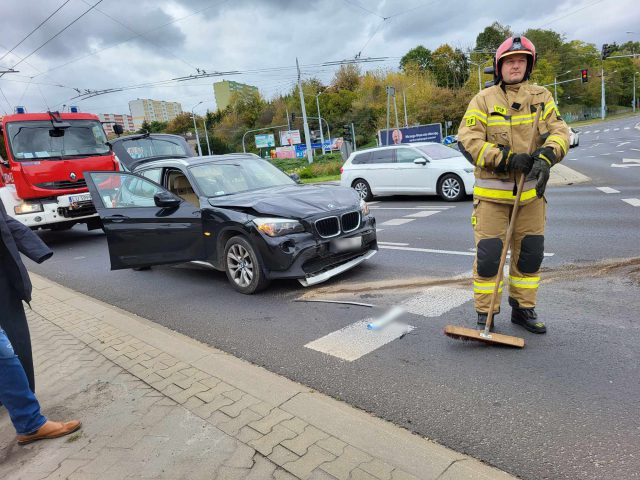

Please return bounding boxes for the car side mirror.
[154,191,181,208]
[413,158,427,165]
[289,173,301,183]
[1,158,9,168]
[113,124,124,135]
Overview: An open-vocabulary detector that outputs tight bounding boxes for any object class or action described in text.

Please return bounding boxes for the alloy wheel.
[227,244,254,288]
[354,182,368,200]
[441,177,461,200]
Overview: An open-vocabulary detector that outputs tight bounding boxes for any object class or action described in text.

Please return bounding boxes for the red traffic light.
[581,69,588,83]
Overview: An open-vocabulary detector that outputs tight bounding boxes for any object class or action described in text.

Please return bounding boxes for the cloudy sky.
[1,0,638,116]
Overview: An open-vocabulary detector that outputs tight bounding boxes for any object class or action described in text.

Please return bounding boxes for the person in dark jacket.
[0,198,81,444]
[0,198,53,391]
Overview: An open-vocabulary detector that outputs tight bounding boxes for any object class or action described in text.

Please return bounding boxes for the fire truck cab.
[0,110,119,230]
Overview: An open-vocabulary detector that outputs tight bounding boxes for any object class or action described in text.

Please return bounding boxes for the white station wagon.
[340,143,475,202]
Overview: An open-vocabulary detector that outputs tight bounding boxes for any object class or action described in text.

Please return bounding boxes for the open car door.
[84,171,205,269]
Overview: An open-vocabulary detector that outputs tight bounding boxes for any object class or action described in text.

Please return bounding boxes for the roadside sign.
[280,130,302,146]
[255,133,275,148]
[378,123,443,145]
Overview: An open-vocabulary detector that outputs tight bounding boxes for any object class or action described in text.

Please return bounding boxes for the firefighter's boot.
[511,307,546,333]
[477,311,497,331]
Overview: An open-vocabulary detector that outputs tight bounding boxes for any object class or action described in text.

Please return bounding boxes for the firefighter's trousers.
[472,197,546,313]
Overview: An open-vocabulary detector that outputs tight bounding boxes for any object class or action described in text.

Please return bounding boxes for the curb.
[26,272,518,480]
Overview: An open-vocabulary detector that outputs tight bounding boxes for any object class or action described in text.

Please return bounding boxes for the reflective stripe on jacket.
[457,81,570,205]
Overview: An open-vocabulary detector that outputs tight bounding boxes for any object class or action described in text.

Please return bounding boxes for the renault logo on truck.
[70,172,77,181]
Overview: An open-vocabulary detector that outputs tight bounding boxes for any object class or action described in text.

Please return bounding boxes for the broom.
[444,104,543,348]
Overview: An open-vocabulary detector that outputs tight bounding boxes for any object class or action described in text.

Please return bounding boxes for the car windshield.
[119,137,189,161]
[415,143,463,160]
[190,159,294,197]
[7,120,110,160]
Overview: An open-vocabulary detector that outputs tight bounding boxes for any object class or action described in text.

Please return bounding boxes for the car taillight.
[340,166,344,174]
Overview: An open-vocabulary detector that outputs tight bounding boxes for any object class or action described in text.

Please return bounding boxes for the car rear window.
[351,152,372,164]
[415,143,463,160]
[369,149,395,164]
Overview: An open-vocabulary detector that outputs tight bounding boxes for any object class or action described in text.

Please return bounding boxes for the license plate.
[69,193,92,204]
[330,236,362,253]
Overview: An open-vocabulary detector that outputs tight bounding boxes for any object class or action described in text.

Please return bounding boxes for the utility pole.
[601,65,606,120]
[286,106,291,130]
[402,83,416,127]
[632,71,637,112]
[296,58,313,164]
[385,86,392,145]
[202,118,211,155]
[316,92,326,154]
[350,123,356,151]
[191,101,203,156]
[393,93,400,129]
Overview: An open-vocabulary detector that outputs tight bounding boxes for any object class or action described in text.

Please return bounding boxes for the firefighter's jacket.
[457,81,570,204]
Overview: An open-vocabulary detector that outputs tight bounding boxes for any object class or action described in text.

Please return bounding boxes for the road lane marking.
[379,245,554,257]
[622,198,640,207]
[614,128,620,131]
[380,218,415,226]
[378,241,409,246]
[604,129,610,132]
[304,320,414,361]
[593,130,600,133]
[597,187,620,194]
[370,206,454,210]
[404,211,439,218]
[624,127,630,130]
[585,131,591,134]
[632,148,640,152]
[616,143,629,147]
[402,286,472,317]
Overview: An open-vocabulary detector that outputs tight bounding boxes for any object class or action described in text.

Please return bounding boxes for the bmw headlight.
[360,199,370,216]
[253,218,305,237]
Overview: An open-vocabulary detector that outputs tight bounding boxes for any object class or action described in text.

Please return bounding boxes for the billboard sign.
[280,129,302,146]
[378,123,443,146]
[275,146,295,158]
[255,133,275,148]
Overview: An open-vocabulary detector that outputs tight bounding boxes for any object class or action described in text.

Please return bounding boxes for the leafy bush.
[298,160,343,179]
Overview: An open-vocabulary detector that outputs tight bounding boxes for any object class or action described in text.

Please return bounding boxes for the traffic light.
[290,112,296,124]
[601,43,616,60]
[342,124,352,142]
[581,69,588,83]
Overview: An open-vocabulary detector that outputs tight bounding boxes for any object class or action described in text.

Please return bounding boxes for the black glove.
[527,147,555,198]
[508,153,534,174]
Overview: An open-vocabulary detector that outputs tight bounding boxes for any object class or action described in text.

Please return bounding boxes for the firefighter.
[457,35,570,334]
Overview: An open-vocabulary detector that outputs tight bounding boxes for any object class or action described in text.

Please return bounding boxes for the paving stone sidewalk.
[0,274,517,480]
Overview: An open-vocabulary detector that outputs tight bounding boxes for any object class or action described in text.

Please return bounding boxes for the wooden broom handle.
[483,105,543,334]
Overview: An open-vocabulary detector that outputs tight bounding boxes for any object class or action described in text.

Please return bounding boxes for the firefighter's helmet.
[494,35,536,83]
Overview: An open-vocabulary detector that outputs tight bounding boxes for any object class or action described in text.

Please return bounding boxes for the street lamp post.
[315,92,326,154]
[202,118,211,156]
[554,70,572,105]
[191,102,203,156]
[402,83,416,127]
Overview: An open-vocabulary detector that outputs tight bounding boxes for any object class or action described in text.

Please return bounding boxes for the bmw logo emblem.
[327,203,335,209]
[70,172,77,181]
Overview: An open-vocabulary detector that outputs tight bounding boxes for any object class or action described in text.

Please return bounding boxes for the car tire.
[438,174,465,202]
[352,179,373,201]
[224,235,270,294]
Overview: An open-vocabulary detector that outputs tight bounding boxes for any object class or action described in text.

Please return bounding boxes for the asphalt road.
[28,115,640,480]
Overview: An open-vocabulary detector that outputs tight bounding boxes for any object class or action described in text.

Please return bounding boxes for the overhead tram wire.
[540,0,605,27]
[33,0,233,79]
[3,0,105,77]
[78,0,199,71]
[0,0,72,63]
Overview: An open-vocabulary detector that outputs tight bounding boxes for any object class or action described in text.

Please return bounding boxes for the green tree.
[475,21,512,54]
[165,112,194,135]
[400,45,433,73]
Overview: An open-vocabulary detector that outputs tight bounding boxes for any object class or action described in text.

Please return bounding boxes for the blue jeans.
[0,327,47,435]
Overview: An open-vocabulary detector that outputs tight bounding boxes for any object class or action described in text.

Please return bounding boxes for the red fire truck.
[0,110,120,230]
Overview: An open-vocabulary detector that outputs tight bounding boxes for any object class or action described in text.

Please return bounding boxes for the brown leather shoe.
[17,420,82,445]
